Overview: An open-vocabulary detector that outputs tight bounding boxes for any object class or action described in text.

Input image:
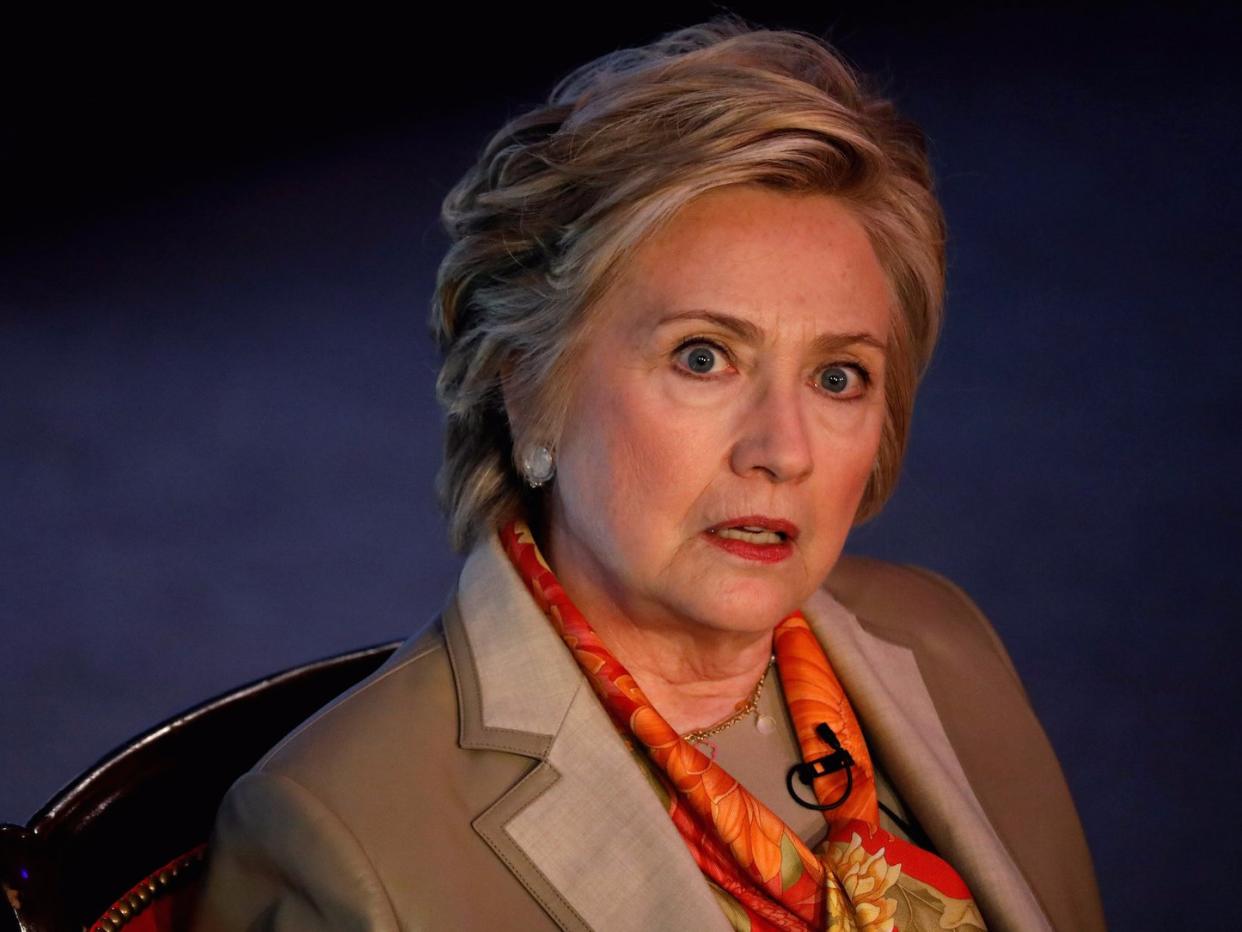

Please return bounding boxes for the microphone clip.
[785,722,855,811]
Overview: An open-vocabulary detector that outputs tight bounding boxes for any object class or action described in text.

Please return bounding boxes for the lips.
[703,515,799,564]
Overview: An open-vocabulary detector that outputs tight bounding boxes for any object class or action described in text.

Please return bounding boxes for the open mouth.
[706,516,799,545]
[713,526,788,545]
[704,519,797,564]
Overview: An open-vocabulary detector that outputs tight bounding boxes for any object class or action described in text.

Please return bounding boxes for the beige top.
[191,536,1106,932]
[700,662,918,851]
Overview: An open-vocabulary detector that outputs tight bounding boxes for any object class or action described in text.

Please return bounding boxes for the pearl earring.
[520,444,555,488]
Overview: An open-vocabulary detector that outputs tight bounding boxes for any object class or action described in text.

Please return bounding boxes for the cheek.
[556,385,651,526]
[596,387,699,511]
[558,378,712,542]
[813,409,884,523]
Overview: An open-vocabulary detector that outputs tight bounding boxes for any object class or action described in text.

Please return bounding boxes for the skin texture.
[539,184,893,734]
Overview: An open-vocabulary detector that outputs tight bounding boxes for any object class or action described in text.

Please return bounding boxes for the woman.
[191,19,1104,932]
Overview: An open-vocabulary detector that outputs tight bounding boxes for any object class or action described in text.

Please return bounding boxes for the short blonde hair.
[432,17,946,551]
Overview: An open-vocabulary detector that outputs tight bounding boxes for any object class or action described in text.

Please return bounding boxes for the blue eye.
[819,365,865,395]
[679,343,721,374]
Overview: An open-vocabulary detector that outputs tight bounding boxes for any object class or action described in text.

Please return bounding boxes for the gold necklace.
[679,654,775,744]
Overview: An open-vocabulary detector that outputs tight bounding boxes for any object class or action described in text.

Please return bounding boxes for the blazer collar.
[445,533,1049,932]
[444,533,730,932]
[800,588,1052,931]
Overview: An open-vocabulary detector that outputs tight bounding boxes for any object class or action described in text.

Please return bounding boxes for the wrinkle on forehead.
[594,189,893,348]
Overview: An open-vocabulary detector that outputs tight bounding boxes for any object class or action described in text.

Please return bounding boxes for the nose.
[729,380,814,483]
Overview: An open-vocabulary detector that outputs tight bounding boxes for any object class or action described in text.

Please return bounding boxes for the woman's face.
[544,184,892,640]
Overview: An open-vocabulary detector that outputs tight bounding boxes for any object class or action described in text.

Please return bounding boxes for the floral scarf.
[501,520,986,932]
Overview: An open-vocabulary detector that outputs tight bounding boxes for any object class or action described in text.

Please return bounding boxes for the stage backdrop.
[4,5,1239,928]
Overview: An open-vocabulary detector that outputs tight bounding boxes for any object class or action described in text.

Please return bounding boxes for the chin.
[689,578,806,633]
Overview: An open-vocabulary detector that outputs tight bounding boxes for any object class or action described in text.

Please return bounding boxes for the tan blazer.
[191,534,1106,931]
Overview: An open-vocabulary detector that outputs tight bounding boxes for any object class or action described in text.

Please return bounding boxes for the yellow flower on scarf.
[828,832,900,932]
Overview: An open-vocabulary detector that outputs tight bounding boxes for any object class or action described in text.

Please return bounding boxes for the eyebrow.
[656,309,888,354]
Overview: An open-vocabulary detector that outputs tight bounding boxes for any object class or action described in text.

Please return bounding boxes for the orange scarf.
[502,520,985,931]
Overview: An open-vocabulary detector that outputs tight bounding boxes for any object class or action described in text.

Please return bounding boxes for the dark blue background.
[4,5,1239,927]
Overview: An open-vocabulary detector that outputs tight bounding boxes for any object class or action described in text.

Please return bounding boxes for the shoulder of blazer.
[824,554,1029,696]
[239,619,556,925]
[824,555,1107,932]
[198,617,565,930]
[255,622,447,765]
[255,617,534,814]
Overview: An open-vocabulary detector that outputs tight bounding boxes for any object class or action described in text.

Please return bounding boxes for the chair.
[0,641,402,932]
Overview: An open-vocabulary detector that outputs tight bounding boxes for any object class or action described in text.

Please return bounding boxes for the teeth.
[717,527,783,544]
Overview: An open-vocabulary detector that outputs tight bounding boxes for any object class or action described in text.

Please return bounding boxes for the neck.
[587,611,775,735]
[540,518,779,736]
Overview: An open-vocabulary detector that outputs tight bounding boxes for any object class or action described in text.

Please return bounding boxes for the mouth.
[707,516,799,541]
[703,516,799,563]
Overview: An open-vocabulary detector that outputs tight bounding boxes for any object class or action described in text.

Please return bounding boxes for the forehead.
[599,184,895,339]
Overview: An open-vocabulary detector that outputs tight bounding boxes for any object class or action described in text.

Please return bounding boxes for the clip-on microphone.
[785,722,855,811]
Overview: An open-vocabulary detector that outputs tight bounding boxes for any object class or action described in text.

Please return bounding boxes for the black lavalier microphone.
[785,722,855,811]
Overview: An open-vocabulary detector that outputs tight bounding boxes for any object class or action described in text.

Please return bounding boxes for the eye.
[675,341,728,375]
[818,364,868,397]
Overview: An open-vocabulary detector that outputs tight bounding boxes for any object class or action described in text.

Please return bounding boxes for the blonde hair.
[432,17,946,551]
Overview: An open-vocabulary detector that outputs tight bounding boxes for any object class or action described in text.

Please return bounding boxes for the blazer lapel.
[801,587,1053,931]
[445,535,731,932]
